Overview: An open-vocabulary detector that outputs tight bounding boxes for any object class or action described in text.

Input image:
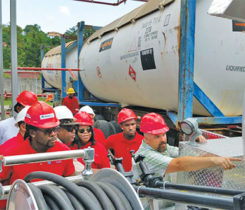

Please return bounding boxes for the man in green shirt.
[135,112,240,209]
[136,112,239,176]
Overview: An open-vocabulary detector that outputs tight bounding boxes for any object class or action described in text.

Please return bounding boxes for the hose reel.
[6,169,143,210]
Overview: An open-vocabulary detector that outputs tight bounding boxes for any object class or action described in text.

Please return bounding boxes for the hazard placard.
[129,65,136,81]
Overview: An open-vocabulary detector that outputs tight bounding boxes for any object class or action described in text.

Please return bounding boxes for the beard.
[124,132,136,140]
[157,142,167,152]
[46,139,56,148]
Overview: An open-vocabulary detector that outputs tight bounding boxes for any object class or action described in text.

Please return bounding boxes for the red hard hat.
[16,90,38,106]
[24,101,60,129]
[74,111,93,126]
[117,108,137,124]
[140,113,169,135]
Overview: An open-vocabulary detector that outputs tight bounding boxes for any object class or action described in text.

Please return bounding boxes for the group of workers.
[0,89,240,209]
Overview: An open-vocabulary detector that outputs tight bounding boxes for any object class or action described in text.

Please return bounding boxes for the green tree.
[2,24,11,69]
[64,25,96,42]
[2,23,62,68]
[23,24,50,67]
[2,23,97,69]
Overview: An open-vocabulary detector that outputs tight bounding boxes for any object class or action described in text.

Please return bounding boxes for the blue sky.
[2,0,143,34]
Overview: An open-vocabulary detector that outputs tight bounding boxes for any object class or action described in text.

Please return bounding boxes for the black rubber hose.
[52,185,74,209]
[44,196,59,210]
[102,182,132,210]
[77,181,115,210]
[39,185,74,210]
[97,182,125,210]
[27,183,50,210]
[79,186,103,210]
[63,189,85,210]
[24,171,98,210]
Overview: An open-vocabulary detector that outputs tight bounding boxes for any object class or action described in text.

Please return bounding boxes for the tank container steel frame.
[40,1,242,126]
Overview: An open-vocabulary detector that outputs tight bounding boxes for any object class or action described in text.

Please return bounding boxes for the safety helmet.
[117,108,137,124]
[54,105,78,126]
[79,105,95,116]
[25,101,60,129]
[140,113,169,135]
[16,90,38,106]
[67,88,75,95]
[54,106,74,120]
[15,106,30,123]
[74,111,93,126]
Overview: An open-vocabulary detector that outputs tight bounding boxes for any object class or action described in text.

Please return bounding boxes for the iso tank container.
[79,0,245,116]
[41,41,78,89]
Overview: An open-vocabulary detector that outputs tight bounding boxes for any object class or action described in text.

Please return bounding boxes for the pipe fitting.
[82,147,94,178]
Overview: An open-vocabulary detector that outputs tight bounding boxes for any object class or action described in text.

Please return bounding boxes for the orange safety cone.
[45,94,53,102]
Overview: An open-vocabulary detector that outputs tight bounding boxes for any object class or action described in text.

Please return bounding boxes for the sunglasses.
[78,127,92,134]
[37,127,58,135]
[60,125,77,132]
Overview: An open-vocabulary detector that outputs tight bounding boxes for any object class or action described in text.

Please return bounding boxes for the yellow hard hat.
[67,88,75,94]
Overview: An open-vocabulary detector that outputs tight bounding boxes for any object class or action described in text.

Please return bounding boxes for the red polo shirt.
[62,96,79,115]
[70,141,110,169]
[0,132,24,155]
[105,132,143,172]
[0,139,75,184]
[94,128,106,145]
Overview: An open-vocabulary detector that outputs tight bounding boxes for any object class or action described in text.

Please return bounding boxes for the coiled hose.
[22,171,134,210]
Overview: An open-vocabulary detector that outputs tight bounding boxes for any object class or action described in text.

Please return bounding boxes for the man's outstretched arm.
[165,156,241,174]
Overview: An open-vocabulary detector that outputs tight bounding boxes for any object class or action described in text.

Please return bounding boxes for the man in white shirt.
[0,90,37,145]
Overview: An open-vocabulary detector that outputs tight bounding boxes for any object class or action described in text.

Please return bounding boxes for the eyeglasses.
[37,127,58,135]
[78,127,92,134]
[60,125,77,132]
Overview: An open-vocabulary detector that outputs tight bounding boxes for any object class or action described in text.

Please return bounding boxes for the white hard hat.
[79,105,95,116]
[54,105,74,120]
[16,106,30,123]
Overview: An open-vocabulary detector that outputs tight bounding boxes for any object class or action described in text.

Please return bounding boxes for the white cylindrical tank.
[79,0,245,116]
[41,41,78,89]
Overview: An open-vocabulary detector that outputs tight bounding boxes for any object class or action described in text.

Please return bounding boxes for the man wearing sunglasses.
[0,102,75,186]
[54,106,85,174]
[54,106,78,146]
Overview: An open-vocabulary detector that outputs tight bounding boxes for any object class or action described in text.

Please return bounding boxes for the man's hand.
[181,134,207,143]
[212,157,241,170]
[195,135,207,143]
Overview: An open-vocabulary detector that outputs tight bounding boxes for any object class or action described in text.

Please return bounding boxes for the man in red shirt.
[0,101,75,185]
[62,88,79,115]
[105,108,143,172]
[79,105,106,145]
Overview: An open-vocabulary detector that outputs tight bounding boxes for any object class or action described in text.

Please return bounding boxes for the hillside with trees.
[2,24,95,69]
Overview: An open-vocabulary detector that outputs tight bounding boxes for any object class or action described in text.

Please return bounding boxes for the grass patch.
[0,97,53,107]
[0,99,12,107]
[38,97,53,106]
[3,72,11,79]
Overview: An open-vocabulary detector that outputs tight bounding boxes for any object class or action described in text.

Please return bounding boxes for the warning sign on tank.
[96,66,102,78]
[99,38,113,52]
[232,20,245,32]
[129,65,136,81]
[140,48,156,70]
